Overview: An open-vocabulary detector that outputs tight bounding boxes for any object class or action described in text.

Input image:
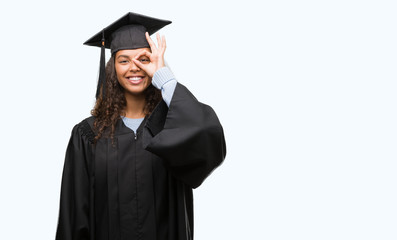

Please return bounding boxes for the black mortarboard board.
[84,12,172,99]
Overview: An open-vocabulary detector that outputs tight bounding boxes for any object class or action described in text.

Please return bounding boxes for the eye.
[119,60,129,64]
[139,58,150,64]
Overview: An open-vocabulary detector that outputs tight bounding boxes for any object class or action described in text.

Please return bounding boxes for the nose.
[129,62,140,72]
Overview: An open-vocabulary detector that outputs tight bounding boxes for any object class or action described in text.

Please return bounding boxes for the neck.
[123,92,146,119]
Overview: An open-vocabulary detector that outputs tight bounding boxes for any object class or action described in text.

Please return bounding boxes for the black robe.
[55,83,226,240]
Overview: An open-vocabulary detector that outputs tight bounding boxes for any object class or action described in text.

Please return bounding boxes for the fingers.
[145,32,157,52]
[132,50,152,69]
[146,32,166,53]
[156,33,161,47]
[131,58,145,70]
[134,49,152,60]
[160,35,166,54]
[162,35,166,49]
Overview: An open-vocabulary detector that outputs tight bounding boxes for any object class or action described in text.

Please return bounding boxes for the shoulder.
[72,116,96,144]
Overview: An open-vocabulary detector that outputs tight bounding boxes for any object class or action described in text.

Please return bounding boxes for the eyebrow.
[117,55,130,59]
[117,55,149,59]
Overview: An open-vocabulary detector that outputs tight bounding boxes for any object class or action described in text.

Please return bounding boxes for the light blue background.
[0,0,396,239]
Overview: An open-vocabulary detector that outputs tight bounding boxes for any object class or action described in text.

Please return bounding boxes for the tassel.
[96,29,106,99]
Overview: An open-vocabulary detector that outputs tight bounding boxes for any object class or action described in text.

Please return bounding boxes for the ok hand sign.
[132,32,166,78]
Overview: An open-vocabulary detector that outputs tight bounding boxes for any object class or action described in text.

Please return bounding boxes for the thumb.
[131,58,147,71]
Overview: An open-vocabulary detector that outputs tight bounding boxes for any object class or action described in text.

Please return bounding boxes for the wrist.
[152,67,176,89]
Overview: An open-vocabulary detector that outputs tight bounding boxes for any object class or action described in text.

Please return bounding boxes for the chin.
[124,84,151,95]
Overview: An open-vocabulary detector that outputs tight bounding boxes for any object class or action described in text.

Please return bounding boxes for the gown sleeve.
[143,82,227,189]
[55,122,93,240]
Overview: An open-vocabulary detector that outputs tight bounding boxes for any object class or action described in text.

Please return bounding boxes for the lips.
[127,76,144,85]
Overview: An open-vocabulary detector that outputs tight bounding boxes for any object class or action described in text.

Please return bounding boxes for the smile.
[127,76,144,84]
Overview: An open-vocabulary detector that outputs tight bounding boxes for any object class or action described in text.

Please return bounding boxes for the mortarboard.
[84,12,172,99]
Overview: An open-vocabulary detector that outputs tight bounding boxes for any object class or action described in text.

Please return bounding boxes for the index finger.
[145,32,157,52]
[134,49,152,60]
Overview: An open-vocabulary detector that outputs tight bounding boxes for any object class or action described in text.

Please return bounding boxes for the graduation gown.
[55,83,226,240]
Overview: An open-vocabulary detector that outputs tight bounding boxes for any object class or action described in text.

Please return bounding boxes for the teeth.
[129,77,142,80]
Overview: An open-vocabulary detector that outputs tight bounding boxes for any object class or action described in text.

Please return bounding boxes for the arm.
[55,124,91,240]
[143,82,226,188]
[134,33,226,188]
[151,66,177,107]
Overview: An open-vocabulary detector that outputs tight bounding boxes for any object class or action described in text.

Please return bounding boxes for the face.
[115,48,151,96]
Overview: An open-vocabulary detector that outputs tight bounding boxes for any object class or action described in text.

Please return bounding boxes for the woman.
[55,12,226,240]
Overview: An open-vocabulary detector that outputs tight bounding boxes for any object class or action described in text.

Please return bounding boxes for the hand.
[132,32,166,78]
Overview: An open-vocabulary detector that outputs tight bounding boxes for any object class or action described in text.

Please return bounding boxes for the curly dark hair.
[91,55,162,143]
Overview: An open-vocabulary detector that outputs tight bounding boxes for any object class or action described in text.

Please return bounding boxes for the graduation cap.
[84,12,172,99]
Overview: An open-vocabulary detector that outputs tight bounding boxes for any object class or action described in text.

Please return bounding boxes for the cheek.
[115,65,127,80]
[143,77,152,86]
